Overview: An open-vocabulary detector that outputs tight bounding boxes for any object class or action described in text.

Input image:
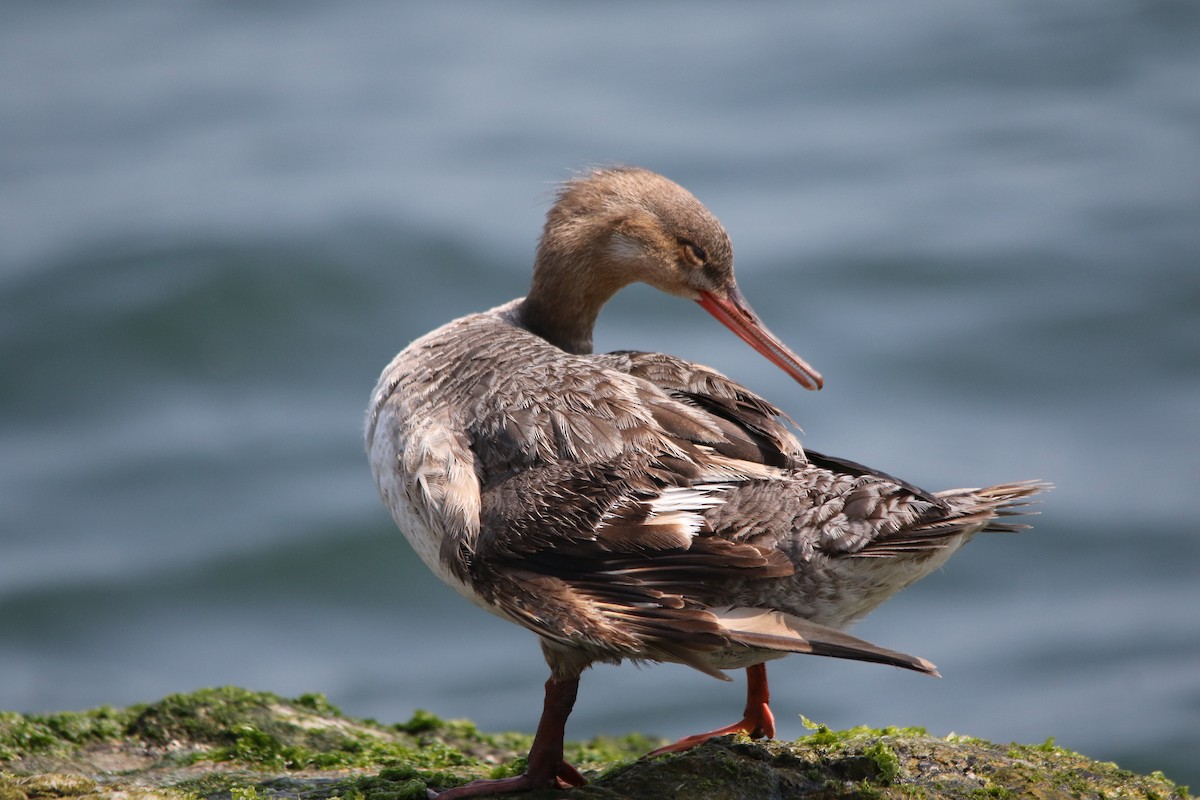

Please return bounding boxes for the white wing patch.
[595,484,731,550]
[644,484,730,538]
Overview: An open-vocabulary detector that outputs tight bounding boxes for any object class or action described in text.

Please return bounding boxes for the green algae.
[0,707,134,762]
[0,688,1189,800]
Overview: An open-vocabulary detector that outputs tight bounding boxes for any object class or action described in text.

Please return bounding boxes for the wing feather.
[712,607,938,675]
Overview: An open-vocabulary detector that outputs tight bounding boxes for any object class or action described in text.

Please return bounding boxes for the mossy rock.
[0,688,1188,799]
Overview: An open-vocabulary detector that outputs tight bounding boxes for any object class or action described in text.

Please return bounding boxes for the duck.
[365,166,1046,798]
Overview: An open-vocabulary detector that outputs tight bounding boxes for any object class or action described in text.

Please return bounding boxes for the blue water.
[2,1,1198,787]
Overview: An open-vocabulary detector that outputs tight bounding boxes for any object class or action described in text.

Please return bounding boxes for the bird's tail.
[935,479,1052,534]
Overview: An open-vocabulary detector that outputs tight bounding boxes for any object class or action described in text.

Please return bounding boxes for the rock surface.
[0,687,1188,799]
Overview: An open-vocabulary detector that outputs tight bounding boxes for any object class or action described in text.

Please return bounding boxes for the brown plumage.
[365,166,1048,798]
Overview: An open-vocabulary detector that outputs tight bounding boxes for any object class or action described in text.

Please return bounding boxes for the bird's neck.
[519,252,624,356]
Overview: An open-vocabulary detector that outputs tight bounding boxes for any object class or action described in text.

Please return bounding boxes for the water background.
[2,2,1198,787]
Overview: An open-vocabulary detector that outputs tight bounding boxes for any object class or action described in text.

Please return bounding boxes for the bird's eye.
[677,239,707,267]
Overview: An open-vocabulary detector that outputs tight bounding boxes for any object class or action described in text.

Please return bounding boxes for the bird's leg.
[648,663,775,756]
[431,676,586,799]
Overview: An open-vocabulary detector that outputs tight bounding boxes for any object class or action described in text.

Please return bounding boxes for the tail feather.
[937,479,1052,534]
[711,606,939,677]
[860,480,1052,556]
